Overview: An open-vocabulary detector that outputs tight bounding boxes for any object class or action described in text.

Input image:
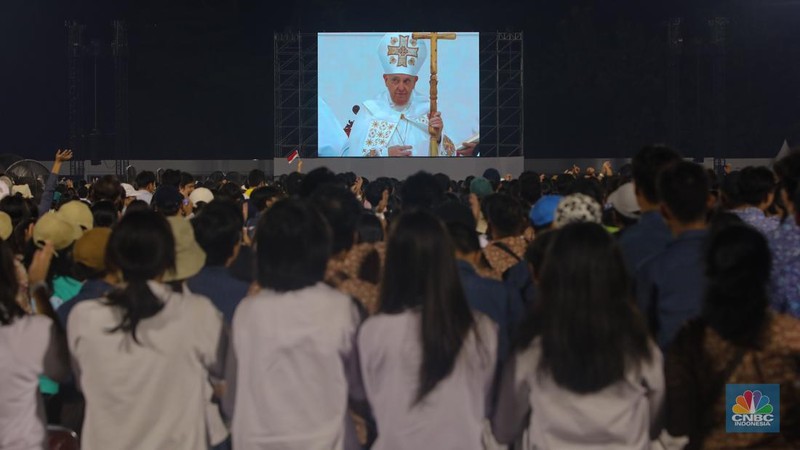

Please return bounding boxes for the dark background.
[2,0,798,161]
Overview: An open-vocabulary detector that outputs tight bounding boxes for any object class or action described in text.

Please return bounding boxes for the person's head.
[161,169,181,188]
[483,193,525,239]
[0,239,24,325]
[73,227,112,281]
[215,182,244,207]
[383,73,418,106]
[364,178,390,209]
[309,185,362,255]
[247,169,266,189]
[0,195,38,255]
[532,222,651,393]
[553,193,603,228]
[249,186,285,213]
[518,171,542,207]
[435,200,479,258]
[657,161,710,227]
[179,172,195,197]
[255,199,331,291]
[105,210,176,343]
[135,171,157,193]
[124,199,150,214]
[380,209,473,402]
[151,185,184,217]
[737,166,776,210]
[90,175,124,209]
[299,167,341,198]
[91,200,119,228]
[401,171,444,211]
[524,228,556,282]
[192,201,244,267]
[720,170,743,210]
[631,144,682,209]
[356,212,384,244]
[704,224,771,347]
[433,173,451,194]
[529,195,561,232]
[774,152,800,215]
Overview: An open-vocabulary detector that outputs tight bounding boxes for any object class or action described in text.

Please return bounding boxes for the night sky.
[2,0,798,161]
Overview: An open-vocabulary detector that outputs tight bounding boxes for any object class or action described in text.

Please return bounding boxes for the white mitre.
[378,32,427,76]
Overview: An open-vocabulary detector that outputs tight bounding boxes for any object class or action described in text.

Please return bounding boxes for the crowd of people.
[1,145,799,450]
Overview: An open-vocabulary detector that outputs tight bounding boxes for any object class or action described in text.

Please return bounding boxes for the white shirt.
[358,310,498,450]
[0,315,67,450]
[342,91,448,157]
[68,282,226,450]
[224,282,364,450]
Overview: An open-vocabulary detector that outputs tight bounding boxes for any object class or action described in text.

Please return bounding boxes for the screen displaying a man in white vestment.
[318,32,479,157]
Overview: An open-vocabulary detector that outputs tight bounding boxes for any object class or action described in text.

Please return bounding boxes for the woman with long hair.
[67,210,226,450]
[666,224,800,448]
[0,237,68,449]
[493,222,663,449]
[358,209,498,450]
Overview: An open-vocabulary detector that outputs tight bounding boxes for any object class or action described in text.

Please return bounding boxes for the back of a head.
[249,186,284,213]
[134,171,156,190]
[161,169,181,188]
[484,193,524,239]
[381,209,473,402]
[518,171,542,206]
[91,200,119,227]
[215,182,244,205]
[356,212,384,244]
[179,172,195,190]
[247,169,266,188]
[283,172,304,197]
[632,144,682,204]
[90,175,123,207]
[151,185,184,217]
[0,239,23,325]
[300,167,341,198]
[704,224,771,347]
[554,173,575,195]
[774,152,800,201]
[400,171,444,211]
[192,201,244,266]
[720,171,743,209]
[658,161,709,224]
[105,210,176,343]
[364,178,389,207]
[565,177,604,206]
[433,173,451,193]
[255,198,331,292]
[737,166,775,207]
[309,185,362,254]
[536,222,650,393]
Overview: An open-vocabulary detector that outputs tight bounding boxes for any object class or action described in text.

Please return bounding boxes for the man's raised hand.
[388,145,412,157]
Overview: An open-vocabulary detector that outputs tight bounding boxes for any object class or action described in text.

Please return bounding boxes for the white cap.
[607,182,641,219]
[121,183,137,198]
[11,184,32,199]
[189,187,214,205]
[378,33,427,76]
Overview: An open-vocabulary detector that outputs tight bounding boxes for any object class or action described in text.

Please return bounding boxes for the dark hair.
[365,178,390,207]
[191,201,243,266]
[104,210,176,343]
[400,171,445,211]
[356,212,384,244]
[0,239,24,325]
[283,172,304,197]
[703,224,771,347]
[554,173,575,195]
[565,178,605,206]
[524,229,556,280]
[249,186,284,213]
[720,171,742,209]
[247,169,266,188]
[632,144,682,203]
[483,193,525,239]
[309,185,362,254]
[774,152,800,206]
[658,161,709,224]
[532,222,651,393]
[737,166,775,207]
[124,199,150,214]
[0,195,38,255]
[215,183,244,205]
[161,169,181,188]
[433,173,451,193]
[300,167,341,198]
[179,172,195,190]
[380,210,475,402]
[134,171,156,190]
[255,199,331,291]
[90,175,124,209]
[518,171,542,207]
[91,200,119,227]
[446,222,480,254]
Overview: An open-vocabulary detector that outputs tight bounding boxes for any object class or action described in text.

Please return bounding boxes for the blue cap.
[529,195,562,227]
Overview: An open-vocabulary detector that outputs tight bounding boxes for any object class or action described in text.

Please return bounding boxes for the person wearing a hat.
[341,32,456,157]
[529,195,562,233]
[57,200,94,233]
[606,182,640,235]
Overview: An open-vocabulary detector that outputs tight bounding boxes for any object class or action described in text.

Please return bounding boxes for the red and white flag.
[286,149,300,164]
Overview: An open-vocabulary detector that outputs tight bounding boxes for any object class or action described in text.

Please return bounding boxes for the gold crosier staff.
[412,32,456,157]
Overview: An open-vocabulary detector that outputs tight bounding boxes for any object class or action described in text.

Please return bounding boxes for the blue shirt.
[635,229,709,350]
[618,211,673,276]
[732,207,780,236]
[187,265,250,324]
[768,218,800,319]
[457,259,524,362]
